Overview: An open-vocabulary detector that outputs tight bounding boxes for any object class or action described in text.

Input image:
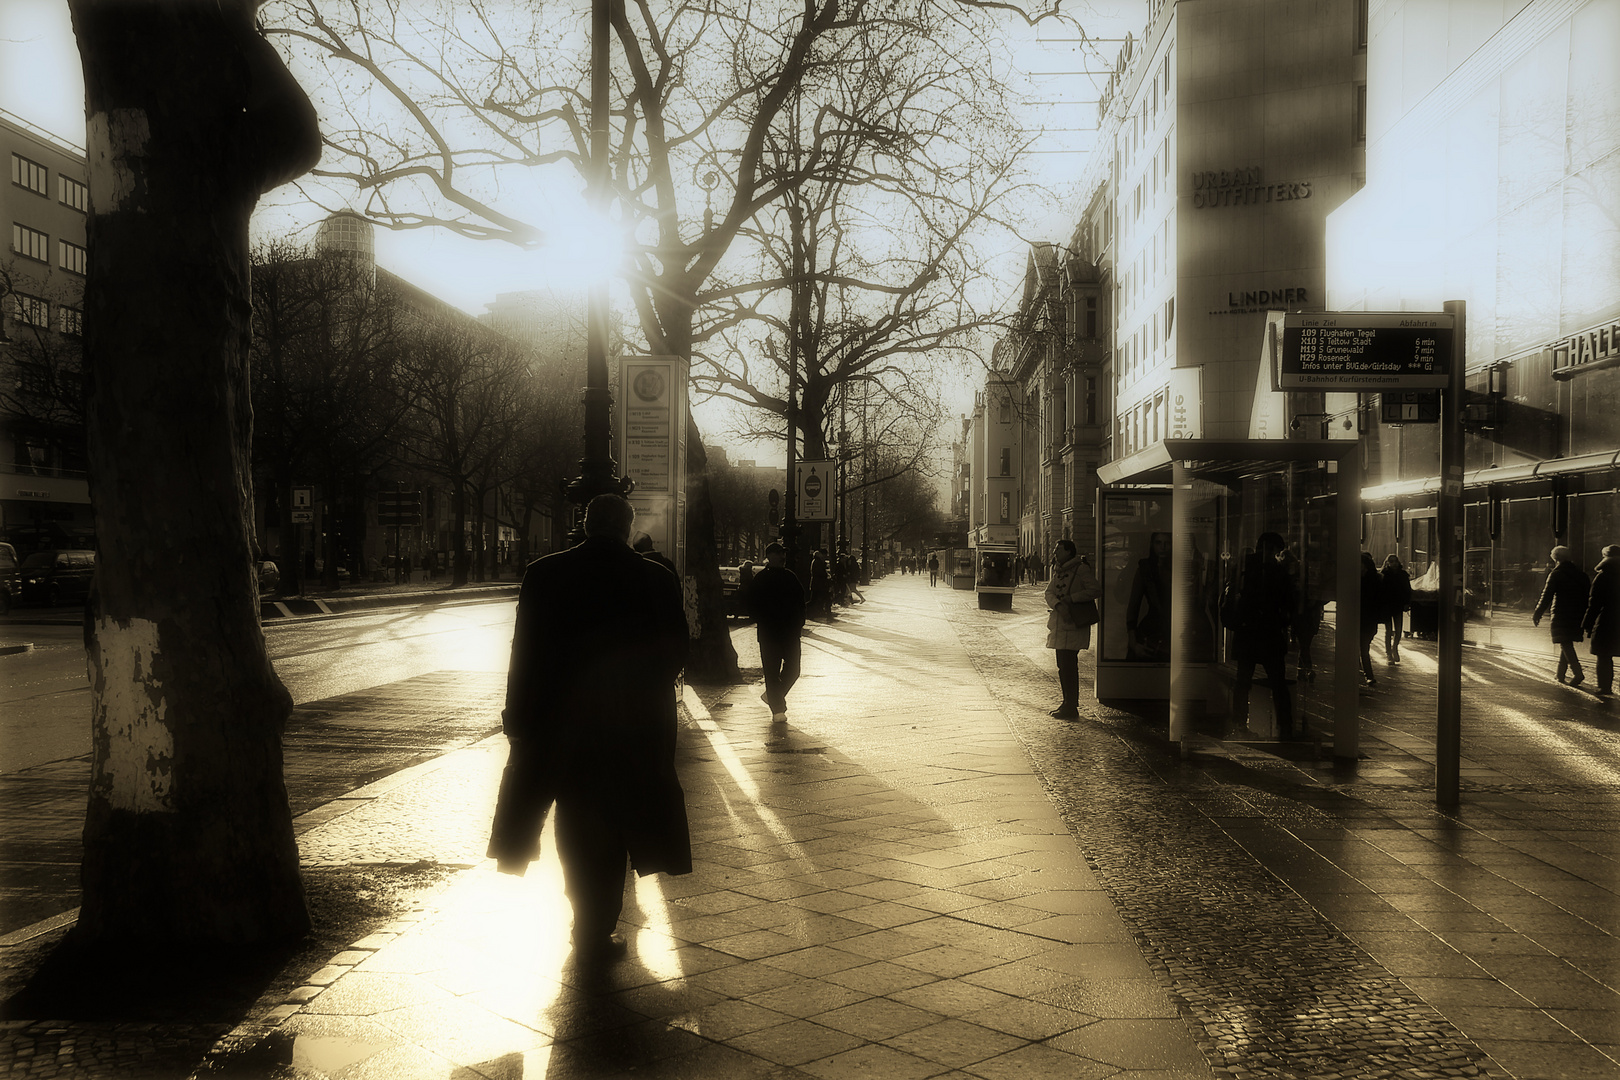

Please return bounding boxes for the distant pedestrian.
[1226,532,1298,737]
[927,553,940,587]
[810,549,833,617]
[749,542,806,721]
[1124,531,1172,663]
[1581,544,1619,696]
[1534,546,1589,687]
[840,548,865,604]
[632,532,678,578]
[488,494,691,963]
[1043,539,1101,720]
[1359,552,1384,685]
[1380,554,1412,664]
[737,558,755,606]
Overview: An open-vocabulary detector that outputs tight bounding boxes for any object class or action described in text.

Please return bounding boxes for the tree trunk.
[70,0,319,947]
[450,481,470,586]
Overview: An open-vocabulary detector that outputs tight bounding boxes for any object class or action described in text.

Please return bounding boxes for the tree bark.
[70,0,320,946]
[683,423,738,682]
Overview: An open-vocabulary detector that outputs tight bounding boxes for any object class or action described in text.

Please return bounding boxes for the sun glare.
[542,208,626,286]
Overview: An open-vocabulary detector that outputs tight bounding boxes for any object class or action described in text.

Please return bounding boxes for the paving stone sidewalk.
[190,580,1215,1079]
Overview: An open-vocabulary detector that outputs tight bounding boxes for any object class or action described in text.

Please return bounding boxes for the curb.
[260,584,518,621]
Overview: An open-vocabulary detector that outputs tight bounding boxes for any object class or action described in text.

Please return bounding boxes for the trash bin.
[1409,593,1439,640]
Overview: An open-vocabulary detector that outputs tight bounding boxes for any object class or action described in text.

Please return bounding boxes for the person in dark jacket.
[1124,531,1172,662]
[1380,554,1412,664]
[1043,539,1102,719]
[489,494,690,962]
[927,553,940,586]
[810,548,833,616]
[748,542,806,721]
[1229,532,1298,737]
[1358,552,1384,685]
[1534,546,1589,686]
[1581,544,1619,696]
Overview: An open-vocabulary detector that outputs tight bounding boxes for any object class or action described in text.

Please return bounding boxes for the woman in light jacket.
[1044,538,1103,720]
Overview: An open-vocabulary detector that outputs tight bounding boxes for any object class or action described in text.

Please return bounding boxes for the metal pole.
[1335,449,1361,767]
[563,0,624,540]
[861,379,870,585]
[1436,300,1466,811]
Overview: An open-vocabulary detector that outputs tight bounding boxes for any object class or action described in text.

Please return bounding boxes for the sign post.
[1276,308,1464,806]
[1437,301,1466,812]
[795,460,834,523]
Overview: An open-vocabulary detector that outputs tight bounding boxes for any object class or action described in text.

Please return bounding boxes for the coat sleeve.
[1533,571,1554,619]
[502,570,549,739]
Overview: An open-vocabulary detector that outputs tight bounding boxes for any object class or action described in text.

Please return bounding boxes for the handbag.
[1065,598,1099,626]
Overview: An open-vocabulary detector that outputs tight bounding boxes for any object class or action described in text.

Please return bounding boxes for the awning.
[1361,450,1620,504]
[1096,438,1359,487]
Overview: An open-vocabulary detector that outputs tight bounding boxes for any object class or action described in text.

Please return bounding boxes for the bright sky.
[0,0,1141,463]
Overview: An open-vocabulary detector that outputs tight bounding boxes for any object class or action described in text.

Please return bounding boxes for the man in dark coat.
[489,494,691,961]
[1534,545,1589,686]
[748,542,806,721]
[1229,532,1299,738]
[1582,544,1620,696]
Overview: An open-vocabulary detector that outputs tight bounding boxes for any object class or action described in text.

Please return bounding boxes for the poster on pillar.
[1249,311,1289,439]
[618,355,689,573]
[1167,367,1203,439]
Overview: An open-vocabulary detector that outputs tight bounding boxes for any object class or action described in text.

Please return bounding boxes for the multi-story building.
[1326,0,1619,654]
[964,370,1021,605]
[1102,0,1368,453]
[1,109,91,554]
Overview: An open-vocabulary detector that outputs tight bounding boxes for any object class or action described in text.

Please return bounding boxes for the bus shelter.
[1095,438,1364,767]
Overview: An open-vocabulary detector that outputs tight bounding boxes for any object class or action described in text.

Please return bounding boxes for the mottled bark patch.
[90,617,174,813]
[85,108,149,213]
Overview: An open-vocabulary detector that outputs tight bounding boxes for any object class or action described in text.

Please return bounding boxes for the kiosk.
[1095,438,1363,767]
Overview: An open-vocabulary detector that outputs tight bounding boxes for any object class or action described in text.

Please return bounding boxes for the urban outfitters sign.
[1192,167,1311,209]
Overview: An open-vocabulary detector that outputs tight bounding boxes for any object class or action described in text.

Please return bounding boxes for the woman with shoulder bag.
[1044,538,1102,720]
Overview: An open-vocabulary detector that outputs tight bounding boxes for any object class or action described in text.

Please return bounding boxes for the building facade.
[1,109,92,553]
[1326,0,1619,653]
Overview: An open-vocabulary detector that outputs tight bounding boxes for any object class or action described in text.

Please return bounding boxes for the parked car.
[256,559,281,596]
[719,566,745,618]
[18,549,96,607]
[0,542,18,614]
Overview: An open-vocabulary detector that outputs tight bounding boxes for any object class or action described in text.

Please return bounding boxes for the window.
[58,239,87,275]
[1356,0,1369,50]
[1354,83,1367,145]
[10,153,47,197]
[1164,296,1176,340]
[1085,375,1098,424]
[59,175,87,213]
[9,292,49,328]
[1000,447,1011,476]
[57,305,83,336]
[12,222,49,262]
[1085,297,1097,339]
[998,400,1011,424]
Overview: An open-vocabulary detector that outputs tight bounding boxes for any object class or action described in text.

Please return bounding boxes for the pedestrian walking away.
[1358,552,1385,685]
[811,548,833,617]
[1534,545,1589,687]
[1225,532,1299,738]
[1380,554,1412,663]
[748,542,807,721]
[928,552,940,587]
[1581,544,1619,696]
[488,494,692,963]
[1043,538,1101,720]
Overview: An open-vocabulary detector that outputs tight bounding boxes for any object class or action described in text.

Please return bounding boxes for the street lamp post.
[562,0,631,540]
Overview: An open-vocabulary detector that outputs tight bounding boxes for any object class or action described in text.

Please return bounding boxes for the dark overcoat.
[747,564,805,640]
[1583,556,1620,657]
[489,535,691,876]
[1534,560,1589,644]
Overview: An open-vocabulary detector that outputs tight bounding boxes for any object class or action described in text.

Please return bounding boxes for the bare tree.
[395,322,530,585]
[250,238,410,592]
[67,0,320,948]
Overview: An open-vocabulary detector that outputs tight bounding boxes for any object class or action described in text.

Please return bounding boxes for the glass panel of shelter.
[1095,460,1347,744]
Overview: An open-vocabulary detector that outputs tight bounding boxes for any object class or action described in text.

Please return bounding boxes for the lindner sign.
[1278,312,1453,390]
